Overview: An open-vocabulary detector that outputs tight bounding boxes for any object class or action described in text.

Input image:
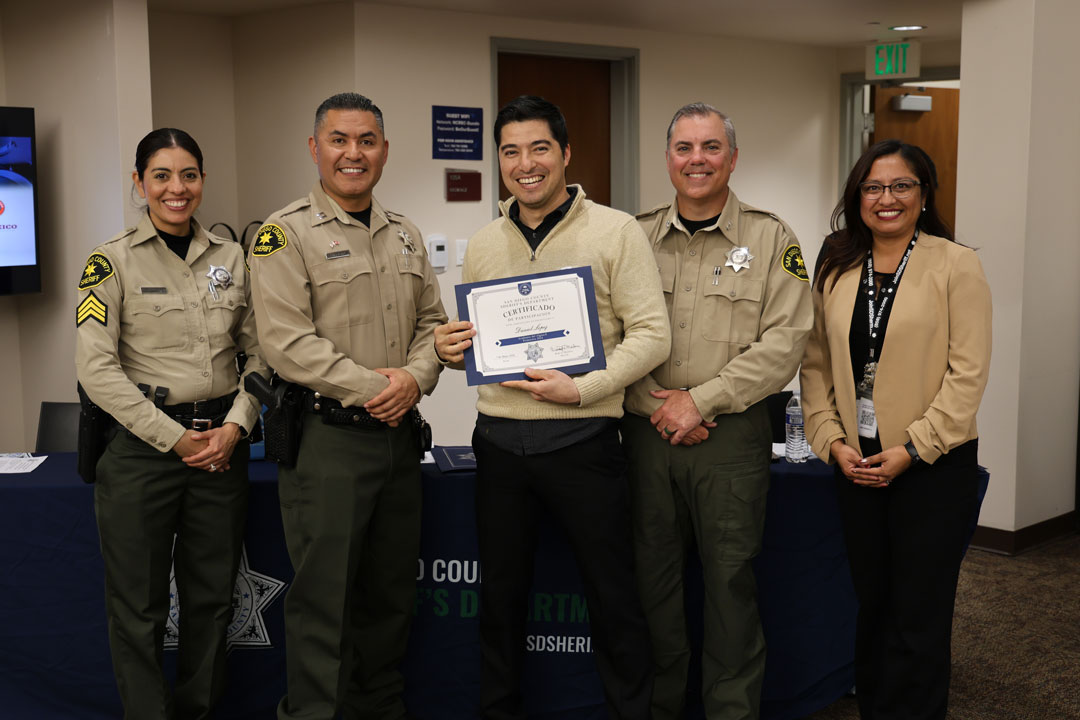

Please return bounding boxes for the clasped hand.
[649,389,716,446]
[831,439,912,488]
[175,422,242,472]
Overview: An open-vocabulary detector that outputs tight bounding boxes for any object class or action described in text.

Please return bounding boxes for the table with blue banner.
[0,449,984,719]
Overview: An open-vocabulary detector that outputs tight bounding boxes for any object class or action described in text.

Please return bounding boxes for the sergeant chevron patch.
[76,291,108,327]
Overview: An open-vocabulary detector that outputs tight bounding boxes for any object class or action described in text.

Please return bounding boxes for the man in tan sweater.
[435,95,669,720]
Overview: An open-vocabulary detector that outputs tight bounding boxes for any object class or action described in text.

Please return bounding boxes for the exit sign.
[865,40,921,80]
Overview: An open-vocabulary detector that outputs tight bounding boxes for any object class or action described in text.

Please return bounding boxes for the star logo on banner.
[165,545,287,651]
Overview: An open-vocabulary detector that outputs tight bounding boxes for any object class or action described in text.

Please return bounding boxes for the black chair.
[35,401,81,453]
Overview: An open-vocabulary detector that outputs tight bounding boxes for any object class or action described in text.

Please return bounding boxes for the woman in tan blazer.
[800,139,991,720]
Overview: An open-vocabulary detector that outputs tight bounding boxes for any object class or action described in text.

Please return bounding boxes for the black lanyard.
[859,231,918,390]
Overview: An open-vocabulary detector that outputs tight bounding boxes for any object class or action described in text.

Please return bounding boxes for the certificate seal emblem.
[525,343,543,362]
[518,282,532,296]
[725,246,754,273]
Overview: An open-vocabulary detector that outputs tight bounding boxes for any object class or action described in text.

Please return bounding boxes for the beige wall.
[0,10,21,451]
[956,0,1079,530]
[2,0,1074,535]
[150,11,241,234]
[837,38,962,75]
[233,2,355,228]
[0,0,151,450]
[347,3,841,441]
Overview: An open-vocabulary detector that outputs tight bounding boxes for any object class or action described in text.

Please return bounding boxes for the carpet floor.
[804,532,1080,720]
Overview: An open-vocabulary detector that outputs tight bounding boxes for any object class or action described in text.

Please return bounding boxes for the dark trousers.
[622,407,771,720]
[276,415,421,720]
[835,439,980,720]
[95,430,249,720]
[473,426,654,720]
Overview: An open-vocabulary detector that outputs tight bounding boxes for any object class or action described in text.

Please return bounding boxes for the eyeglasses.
[859,180,921,199]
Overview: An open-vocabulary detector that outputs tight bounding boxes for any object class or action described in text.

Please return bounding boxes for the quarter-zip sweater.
[460,185,671,420]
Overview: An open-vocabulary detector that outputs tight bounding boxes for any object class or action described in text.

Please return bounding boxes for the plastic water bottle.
[785,391,808,463]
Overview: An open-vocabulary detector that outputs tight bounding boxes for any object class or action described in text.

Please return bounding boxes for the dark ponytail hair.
[134,128,203,179]
[814,139,953,292]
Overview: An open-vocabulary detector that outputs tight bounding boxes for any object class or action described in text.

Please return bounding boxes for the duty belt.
[301,390,385,429]
[162,391,238,431]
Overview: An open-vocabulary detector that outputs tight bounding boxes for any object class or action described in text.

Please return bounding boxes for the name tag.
[141,287,167,294]
[857,396,878,438]
[326,249,351,260]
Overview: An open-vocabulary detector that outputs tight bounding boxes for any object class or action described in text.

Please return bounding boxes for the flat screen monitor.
[0,107,40,295]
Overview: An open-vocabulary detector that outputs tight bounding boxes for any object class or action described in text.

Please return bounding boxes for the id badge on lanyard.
[857,394,878,438]
[857,232,918,439]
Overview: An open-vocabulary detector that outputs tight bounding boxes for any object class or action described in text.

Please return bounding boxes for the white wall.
[0,0,151,450]
[150,11,241,234]
[5,1,1071,537]
[956,0,1079,531]
[1014,0,1080,528]
[837,38,962,75]
[0,8,22,451]
[348,3,841,442]
[232,1,355,228]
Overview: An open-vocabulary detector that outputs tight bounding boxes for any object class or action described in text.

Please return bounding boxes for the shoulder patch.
[79,253,115,290]
[76,291,108,327]
[781,244,810,282]
[251,224,288,258]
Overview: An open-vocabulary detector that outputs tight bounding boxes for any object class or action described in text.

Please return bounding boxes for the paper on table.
[0,453,46,473]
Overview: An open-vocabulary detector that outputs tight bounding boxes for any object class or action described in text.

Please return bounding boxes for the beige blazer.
[800,233,992,464]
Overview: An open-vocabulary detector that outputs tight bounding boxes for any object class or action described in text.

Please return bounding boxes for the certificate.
[455,266,606,386]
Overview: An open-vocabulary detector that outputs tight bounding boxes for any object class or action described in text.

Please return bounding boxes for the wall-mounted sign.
[433,106,483,161]
[865,40,921,80]
[446,169,481,202]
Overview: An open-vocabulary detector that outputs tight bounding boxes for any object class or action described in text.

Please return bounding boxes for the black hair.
[314,92,384,136]
[134,128,203,180]
[815,139,954,292]
[493,95,569,152]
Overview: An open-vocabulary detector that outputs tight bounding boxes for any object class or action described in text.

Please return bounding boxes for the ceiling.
[148,0,964,47]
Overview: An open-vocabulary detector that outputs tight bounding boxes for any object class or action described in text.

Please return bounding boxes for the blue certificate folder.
[455,266,606,386]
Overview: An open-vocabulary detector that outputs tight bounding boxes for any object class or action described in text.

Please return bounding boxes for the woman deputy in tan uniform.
[800,139,991,720]
[75,128,265,719]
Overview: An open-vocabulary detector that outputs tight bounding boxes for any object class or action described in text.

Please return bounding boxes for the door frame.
[491,38,640,216]
[839,65,960,195]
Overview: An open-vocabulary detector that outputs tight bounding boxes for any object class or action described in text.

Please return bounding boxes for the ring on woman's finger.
[662,426,675,436]
[210,463,217,471]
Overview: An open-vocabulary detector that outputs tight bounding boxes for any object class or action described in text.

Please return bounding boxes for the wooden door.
[497,53,611,206]
[870,85,960,230]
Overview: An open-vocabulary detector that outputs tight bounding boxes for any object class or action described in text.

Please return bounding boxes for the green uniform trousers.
[622,403,771,720]
[276,414,420,720]
[94,429,249,720]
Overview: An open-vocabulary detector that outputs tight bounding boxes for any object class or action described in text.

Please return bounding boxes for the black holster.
[76,383,116,484]
[245,373,303,467]
[413,408,433,459]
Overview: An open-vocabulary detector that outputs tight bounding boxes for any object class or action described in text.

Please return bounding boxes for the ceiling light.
[890,24,926,31]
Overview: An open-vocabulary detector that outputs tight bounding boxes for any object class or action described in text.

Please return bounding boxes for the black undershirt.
[157,227,194,260]
[848,269,895,456]
[509,186,577,251]
[346,208,372,227]
[678,212,721,236]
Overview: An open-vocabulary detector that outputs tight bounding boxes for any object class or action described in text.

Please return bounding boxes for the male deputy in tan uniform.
[248,92,446,720]
[624,103,813,719]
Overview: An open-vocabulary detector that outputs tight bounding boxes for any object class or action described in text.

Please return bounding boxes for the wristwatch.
[903,440,922,466]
